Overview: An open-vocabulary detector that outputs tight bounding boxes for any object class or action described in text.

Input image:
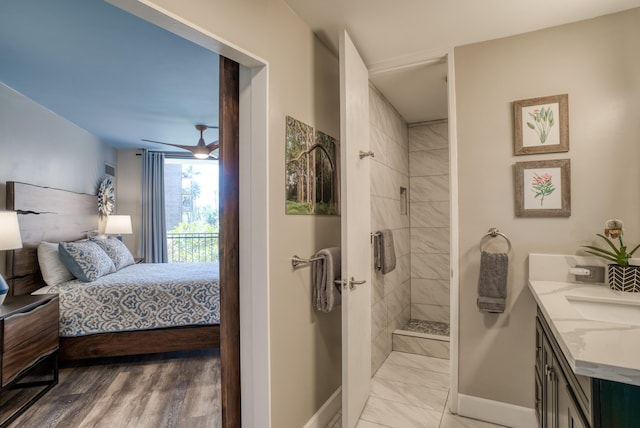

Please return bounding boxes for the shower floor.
[393,319,450,359]
[400,319,449,337]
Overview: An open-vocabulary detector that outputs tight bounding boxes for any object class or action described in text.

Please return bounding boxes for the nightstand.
[0,294,59,427]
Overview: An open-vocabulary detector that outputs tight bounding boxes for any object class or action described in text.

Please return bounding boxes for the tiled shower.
[369,85,450,375]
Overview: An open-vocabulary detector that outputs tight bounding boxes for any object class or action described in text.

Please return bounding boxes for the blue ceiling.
[0,0,219,149]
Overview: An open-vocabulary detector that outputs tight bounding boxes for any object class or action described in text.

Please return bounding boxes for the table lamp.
[105,215,132,241]
[0,211,23,305]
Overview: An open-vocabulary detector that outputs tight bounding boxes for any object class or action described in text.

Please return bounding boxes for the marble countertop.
[529,253,640,386]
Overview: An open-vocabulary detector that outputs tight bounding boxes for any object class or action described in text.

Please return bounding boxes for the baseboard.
[303,386,342,428]
[457,393,537,428]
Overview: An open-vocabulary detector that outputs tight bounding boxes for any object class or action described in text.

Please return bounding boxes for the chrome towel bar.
[359,150,375,159]
[291,254,323,268]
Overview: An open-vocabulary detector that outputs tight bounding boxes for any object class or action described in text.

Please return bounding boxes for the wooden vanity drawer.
[1,297,59,386]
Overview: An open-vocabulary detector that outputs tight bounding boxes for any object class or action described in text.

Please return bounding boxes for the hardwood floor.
[8,350,221,428]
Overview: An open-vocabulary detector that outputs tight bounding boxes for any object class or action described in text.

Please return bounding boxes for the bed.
[5,181,221,361]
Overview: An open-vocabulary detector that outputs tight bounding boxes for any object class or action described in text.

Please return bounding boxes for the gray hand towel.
[374,229,396,274]
[477,251,508,313]
[312,247,342,313]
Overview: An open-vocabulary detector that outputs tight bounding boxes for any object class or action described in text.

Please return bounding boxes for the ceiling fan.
[142,124,219,159]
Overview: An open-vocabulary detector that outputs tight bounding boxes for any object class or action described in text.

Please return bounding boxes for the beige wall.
[0,83,116,275]
[0,83,116,199]
[118,2,342,427]
[115,149,142,257]
[455,8,640,408]
[369,85,411,375]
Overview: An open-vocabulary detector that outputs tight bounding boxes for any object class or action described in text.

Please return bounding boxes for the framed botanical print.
[513,94,569,155]
[514,159,571,217]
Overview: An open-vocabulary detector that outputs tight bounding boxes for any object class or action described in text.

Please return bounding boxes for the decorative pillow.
[37,241,75,286]
[90,237,135,270]
[58,241,116,282]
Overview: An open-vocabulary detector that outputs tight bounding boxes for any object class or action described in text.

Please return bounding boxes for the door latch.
[348,276,366,290]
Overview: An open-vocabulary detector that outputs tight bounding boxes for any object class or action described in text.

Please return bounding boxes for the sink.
[565,295,640,327]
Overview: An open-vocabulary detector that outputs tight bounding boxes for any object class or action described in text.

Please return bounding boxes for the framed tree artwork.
[513,94,569,155]
[285,116,340,215]
[514,159,571,217]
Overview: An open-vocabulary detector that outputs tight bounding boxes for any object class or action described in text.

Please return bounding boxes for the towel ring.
[479,228,512,253]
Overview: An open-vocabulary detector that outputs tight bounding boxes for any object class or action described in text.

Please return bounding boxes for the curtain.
[140,150,168,263]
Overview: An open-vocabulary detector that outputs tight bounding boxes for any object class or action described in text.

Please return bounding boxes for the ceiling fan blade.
[163,143,203,152]
[141,138,171,145]
[142,125,219,159]
[142,139,199,153]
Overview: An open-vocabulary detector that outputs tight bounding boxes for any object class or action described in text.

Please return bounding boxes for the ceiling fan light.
[142,124,217,159]
[192,144,211,159]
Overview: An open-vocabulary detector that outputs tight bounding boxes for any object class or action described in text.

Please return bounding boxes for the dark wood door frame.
[219,56,241,428]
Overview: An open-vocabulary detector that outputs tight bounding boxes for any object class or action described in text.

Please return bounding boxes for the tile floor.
[327,351,506,428]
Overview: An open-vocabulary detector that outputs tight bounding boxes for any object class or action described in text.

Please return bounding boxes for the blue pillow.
[90,237,135,270]
[58,241,116,282]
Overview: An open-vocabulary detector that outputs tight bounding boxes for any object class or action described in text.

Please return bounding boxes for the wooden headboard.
[5,181,98,296]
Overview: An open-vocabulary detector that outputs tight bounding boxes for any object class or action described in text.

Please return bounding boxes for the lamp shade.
[0,211,23,251]
[105,215,133,235]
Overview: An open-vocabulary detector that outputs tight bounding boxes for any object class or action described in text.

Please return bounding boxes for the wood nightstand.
[0,294,59,427]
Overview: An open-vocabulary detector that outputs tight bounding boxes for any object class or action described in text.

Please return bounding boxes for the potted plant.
[582,219,640,292]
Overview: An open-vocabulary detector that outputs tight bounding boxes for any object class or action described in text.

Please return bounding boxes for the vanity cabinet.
[536,309,591,428]
[536,308,640,428]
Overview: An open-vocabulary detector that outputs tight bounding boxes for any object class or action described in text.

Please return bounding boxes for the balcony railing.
[167,232,219,263]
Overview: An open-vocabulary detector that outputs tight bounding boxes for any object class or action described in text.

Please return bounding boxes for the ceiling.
[0,0,219,150]
[285,0,640,123]
[1,1,639,147]
[369,60,448,124]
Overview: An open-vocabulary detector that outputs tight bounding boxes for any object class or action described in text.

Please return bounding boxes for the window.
[163,157,219,263]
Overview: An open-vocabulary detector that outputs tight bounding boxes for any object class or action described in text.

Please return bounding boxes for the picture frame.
[514,159,571,217]
[513,94,569,155]
[285,116,340,216]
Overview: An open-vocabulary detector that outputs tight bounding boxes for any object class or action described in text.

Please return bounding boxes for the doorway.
[365,51,460,415]
[109,2,269,427]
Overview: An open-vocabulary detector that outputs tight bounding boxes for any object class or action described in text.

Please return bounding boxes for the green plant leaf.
[582,245,617,258]
[583,245,617,257]
[527,122,535,130]
[583,249,618,263]
[628,243,640,257]
[596,233,622,255]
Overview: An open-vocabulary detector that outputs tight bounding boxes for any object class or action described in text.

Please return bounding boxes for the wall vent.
[105,163,116,177]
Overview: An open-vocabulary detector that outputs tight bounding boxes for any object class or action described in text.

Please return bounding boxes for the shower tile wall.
[369,86,411,375]
[409,121,450,323]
